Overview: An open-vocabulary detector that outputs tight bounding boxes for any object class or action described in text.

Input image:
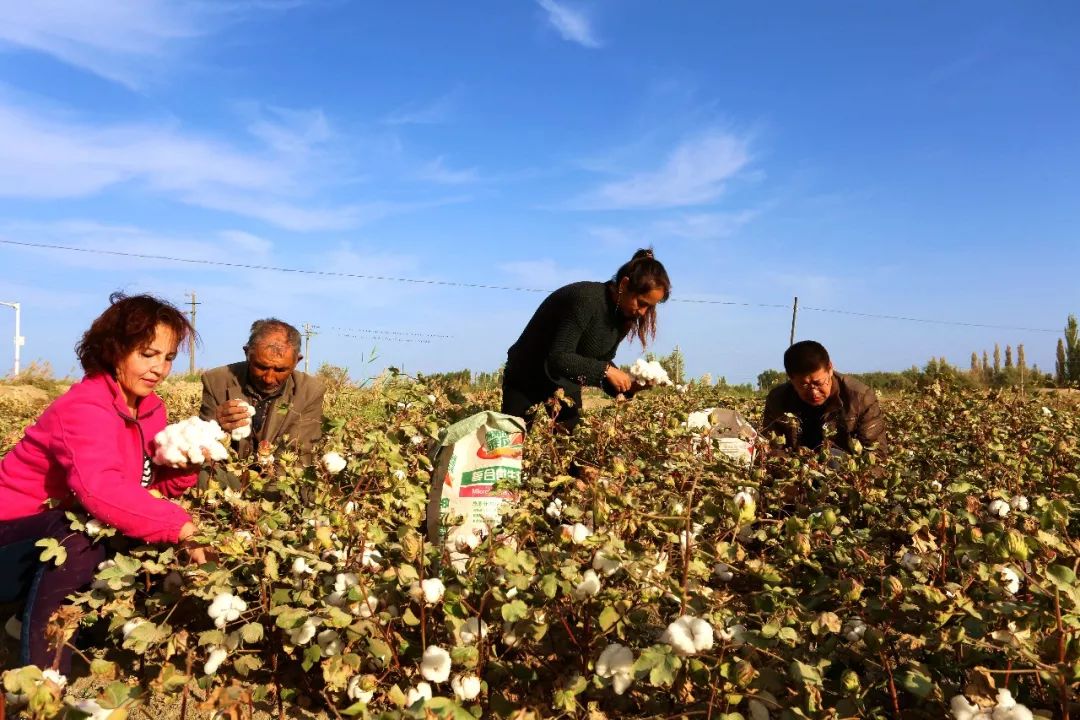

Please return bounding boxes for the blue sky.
[0,1,1077,384]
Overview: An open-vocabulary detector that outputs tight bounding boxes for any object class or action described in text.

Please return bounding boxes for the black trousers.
[501,380,581,433]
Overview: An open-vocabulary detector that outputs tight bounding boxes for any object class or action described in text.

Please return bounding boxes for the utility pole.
[302,323,317,373]
[0,301,24,375]
[185,292,200,376]
[789,296,799,346]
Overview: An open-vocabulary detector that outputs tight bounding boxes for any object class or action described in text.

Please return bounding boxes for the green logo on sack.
[485,430,511,451]
[461,465,522,487]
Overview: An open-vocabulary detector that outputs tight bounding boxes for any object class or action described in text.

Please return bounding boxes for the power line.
[800,306,1057,334]
[335,332,432,345]
[0,239,1060,333]
[313,324,454,339]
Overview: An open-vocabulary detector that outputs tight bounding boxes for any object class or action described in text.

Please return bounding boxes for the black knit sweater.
[504,281,629,397]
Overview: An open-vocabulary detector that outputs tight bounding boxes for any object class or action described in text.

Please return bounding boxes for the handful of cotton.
[229,401,257,441]
[153,417,230,467]
[629,358,672,387]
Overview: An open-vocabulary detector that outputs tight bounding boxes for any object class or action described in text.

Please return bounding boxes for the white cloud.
[0,1,300,89]
[417,157,479,185]
[0,99,445,232]
[497,259,593,291]
[578,130,751,210]
[536,0,601,49]
[653,211,758,240]
[383,89,461,126]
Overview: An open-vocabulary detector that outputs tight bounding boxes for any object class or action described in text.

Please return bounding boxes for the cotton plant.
[560,523,592,544]
[152,417,230,467]
[208,593,248,629]
[661,615,714,656]
[420,645,452,683]
[408,578,446,605]
[451,673,482,701]
[458,617,489,646]
[595,643,635,695]
[322,451,347,474]
[988,499,1011,518]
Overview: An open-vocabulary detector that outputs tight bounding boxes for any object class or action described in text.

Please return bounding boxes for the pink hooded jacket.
[0,373,198,543]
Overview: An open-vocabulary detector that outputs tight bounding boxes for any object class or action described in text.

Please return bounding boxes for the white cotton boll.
[661,615,714,656]
[420,578,445,605]
[713,563,734,582]
[628,358,672,387]
[421,645,452,683]
[344,501,356,515]
[994,706,1033,720]
[393,469,407,481]
[361,547,383,571]
[733,490,755,508]
[844,619,867,642]
[406,682,432,706]
[998,566,1022,595]
[596,643,634,695]
[459,617,489,646]
[988,499,1011,518]
[292,557,316,577]
[357,595,379,619]
[208,593,248,629]
[153,417,228,467]
[446,526,482,552]
[1009,495,1029,512]
[5,615,21,639]
[1041,406,1052,417]
[451,674,482,701]
[930,480,943,492]
[85,519,104,536]
[69,700,112,720]
[502,621,521,648]
[573,570,602,600]
[41,669,66,689]
[545,498,564,520]
[951,695,983,720]
[122,618,146,639]
[346,675,374,704]
[322,451,347,474]
[289,618,318,645]
[901,552,921,571]
[231,425,251,441]
[560,523,592,544]
[592,551,620,577]
[317,629,342,656]
[204,646,227,675]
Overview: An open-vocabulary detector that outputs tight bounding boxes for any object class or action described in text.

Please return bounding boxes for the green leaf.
[1045,564,1077,590]
[789,660,823,686]
[899,667,934,699]
[634,645,680,687]
[240,623,264,644]
[598,604,620,632]
[500,599,529,623]
[367,637,392,668]
[35,537,67,566]
[234,655,262,677]
[101,681,142,709]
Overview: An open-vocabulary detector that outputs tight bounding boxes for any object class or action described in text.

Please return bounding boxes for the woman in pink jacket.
[0,293,204,672]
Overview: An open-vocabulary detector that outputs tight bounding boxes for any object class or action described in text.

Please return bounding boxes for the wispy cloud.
[416,156,479,185]
[497,259,593,290]
[536,0,601,49]
[0,98,454,232]
[383,88,461,126]
[576,130,752,210]
[653,210,758,240]
[0,1,297,89]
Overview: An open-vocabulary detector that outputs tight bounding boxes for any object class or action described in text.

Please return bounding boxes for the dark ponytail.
[611,248,671,348]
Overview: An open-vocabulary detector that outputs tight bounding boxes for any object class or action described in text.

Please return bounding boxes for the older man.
[200,319,325,461]
[761,340,886,453]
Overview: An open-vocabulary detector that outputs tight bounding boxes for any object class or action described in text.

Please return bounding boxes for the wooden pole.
[789,296,799,346]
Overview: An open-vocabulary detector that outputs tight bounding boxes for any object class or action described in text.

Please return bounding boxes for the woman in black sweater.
[502,249,671,431]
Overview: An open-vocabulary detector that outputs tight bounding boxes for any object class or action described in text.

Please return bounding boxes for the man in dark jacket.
[761,340,886,453]
[200,319,325,462]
